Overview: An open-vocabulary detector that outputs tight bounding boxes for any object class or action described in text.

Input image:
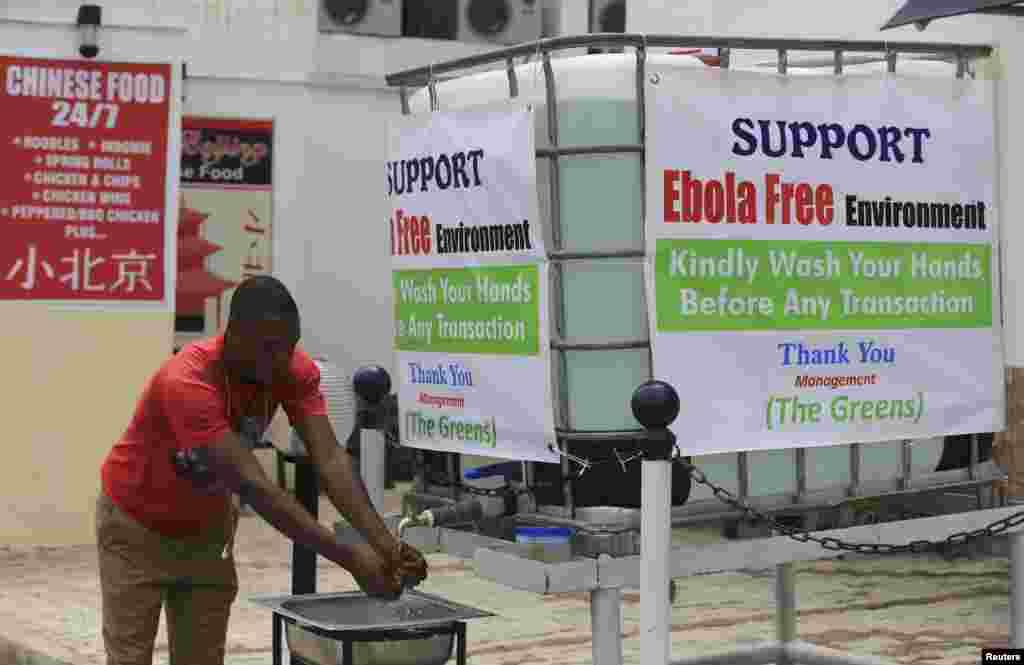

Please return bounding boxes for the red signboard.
[0,56,174,301]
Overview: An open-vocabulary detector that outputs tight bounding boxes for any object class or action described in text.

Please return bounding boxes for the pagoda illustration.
[242,209,267,278]
[177,197,236,329]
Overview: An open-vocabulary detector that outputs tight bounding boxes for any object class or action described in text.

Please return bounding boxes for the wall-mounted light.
[76,4,102,59]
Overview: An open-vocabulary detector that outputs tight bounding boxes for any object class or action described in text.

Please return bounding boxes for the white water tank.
[404,51,961,506]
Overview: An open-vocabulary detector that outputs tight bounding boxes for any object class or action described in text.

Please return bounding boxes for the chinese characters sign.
[0,55,179,302]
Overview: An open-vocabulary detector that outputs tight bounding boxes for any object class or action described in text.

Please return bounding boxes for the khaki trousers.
[95,492,240,665]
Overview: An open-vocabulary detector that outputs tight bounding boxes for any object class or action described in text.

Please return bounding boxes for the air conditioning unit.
[319,0,402,37]
[456,0,542,45]
[402,0,458,40]
[588,0,625,53]
[590,0,625,33]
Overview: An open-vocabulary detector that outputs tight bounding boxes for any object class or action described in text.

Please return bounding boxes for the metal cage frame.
[386,33,1003,525]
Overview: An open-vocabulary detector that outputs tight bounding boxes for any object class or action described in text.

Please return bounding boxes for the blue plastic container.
[464,462,523,483]
[515,527,574,543]
[515,527,574,563]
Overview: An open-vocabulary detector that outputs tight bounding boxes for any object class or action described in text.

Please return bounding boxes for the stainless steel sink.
[250,590,494,665]
[269,591,490,631]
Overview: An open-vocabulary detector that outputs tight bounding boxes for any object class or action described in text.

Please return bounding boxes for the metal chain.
[671,449,1024,555]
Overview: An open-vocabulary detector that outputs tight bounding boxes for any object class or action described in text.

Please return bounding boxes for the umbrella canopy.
[882,0,1024,29]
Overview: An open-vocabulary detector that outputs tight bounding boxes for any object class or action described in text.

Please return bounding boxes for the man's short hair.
[227,275,300,332]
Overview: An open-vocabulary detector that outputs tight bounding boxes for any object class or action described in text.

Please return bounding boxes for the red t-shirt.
[101,335,328,538]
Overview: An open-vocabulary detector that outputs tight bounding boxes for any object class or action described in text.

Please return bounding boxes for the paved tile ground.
[0,484,1012,665]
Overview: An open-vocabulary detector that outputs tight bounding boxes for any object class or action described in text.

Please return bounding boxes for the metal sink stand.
[270,616,468,665]
[274,367,401,664]
[278,451,321,597]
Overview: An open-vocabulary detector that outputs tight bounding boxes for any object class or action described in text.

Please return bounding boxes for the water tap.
[397,509,434,541]
[397,498,485,540]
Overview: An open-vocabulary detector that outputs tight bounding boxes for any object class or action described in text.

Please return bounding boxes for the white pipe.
[360,429,388,513]
[776,563,797,665]
[776,563,797,644]
[783,641,897,665]
[591,587,623,665]
[641,459,673,665]
[668,643,780,665]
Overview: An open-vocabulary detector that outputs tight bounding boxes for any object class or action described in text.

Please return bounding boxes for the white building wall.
[0,0,521,377]
[0,0,1018,370]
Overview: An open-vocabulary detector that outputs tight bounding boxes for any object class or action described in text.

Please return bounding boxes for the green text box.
[394,265,540,355]
[655,239,992,331]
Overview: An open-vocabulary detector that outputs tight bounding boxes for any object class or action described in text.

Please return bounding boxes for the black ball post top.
[352,365,392,405]
[352,365,393,431]
[631,380,680,460]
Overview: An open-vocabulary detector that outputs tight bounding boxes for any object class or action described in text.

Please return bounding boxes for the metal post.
[540,46,575,518]
[738,452,750,501]
[900,440,913,491]
[795,448,807,504]
[642,458,673,665]
[414,450,427,493]
[632,380,681,665]
[293,460,319,595]
[351,365,395,515]
[456,622,467,665]
[428,79,439,111]
[506,57,519,98]
[398,86,410,115]
[591,587,623,665]
[447,453,461,500]
[360,429,388,512]
[1012,531,1024,648]
[849,443,861,498]
[776,563,797,646]
[970,433,980,481]
[272,615,282,665]
[635,42,654,388]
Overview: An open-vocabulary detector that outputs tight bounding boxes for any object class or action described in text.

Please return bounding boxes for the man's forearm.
[245,474,357,568]
[319,447,398,556]
[200,435,357,569]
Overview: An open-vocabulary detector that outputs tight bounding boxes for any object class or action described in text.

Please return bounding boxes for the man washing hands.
[97,276,427,665]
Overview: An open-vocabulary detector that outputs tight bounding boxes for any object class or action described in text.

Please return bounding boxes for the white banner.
[645,68,1004,456]
[387,105,558,463]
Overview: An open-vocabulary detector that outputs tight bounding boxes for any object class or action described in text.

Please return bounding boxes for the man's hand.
[349,543,403,600]
[390,541,428,589]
